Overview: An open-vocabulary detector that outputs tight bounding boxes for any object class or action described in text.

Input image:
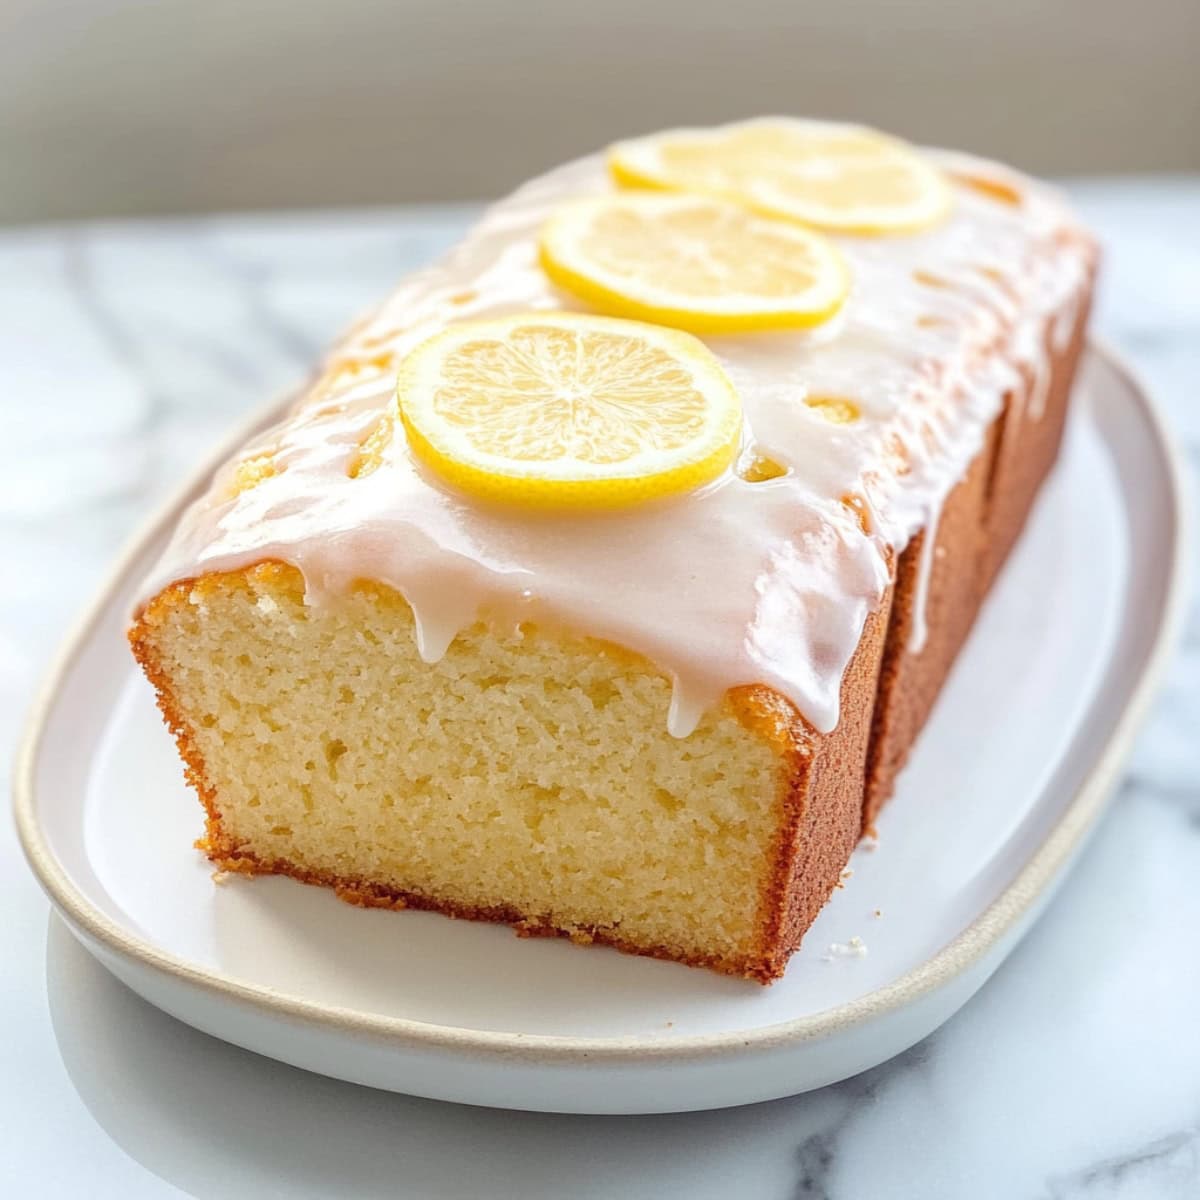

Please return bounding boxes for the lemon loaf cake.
[130,120,1097,983]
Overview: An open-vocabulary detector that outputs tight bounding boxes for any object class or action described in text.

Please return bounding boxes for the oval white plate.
[15,344,1187,1115]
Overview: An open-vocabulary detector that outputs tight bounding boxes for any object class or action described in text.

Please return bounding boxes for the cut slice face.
[609,119,952,235]
[539,192,849,333]
[396,313,743,509]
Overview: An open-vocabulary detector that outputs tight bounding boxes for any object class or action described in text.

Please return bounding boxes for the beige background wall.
[4,0,1199,223]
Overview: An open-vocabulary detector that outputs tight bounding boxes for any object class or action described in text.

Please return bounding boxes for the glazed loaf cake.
[130,121,1097,982]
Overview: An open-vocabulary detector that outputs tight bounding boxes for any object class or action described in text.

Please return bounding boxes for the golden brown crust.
[752,593,893,979]
[197,839,769,979]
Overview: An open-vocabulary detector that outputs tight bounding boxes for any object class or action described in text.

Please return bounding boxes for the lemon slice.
[539,192,849,334]
[396,313,742,509]
[609,119,952,235]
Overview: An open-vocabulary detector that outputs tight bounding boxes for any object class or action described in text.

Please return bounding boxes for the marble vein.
[1043,1128,1199,1199]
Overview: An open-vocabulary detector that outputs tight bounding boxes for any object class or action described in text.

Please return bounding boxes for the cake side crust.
[757,588,894,978]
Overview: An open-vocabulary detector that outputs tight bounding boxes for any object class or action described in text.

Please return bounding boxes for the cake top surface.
[137,120,1096,736]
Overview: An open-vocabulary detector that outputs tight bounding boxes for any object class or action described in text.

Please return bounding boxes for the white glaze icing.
[908,502,942,655]
[136,125,1096,737]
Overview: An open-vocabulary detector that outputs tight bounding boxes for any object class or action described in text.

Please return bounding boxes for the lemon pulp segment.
[395,313,743,509]
[539,192,849,333]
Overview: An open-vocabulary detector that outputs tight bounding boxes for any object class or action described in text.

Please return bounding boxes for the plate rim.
[13,339,1191,1065]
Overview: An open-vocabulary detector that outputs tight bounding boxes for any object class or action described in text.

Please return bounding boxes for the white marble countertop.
[2,180,1198,1198]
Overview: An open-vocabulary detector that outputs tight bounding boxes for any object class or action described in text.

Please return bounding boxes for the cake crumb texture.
[132,563,835,979]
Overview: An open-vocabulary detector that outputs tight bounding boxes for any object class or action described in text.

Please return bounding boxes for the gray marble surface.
[2,180,1198,1198]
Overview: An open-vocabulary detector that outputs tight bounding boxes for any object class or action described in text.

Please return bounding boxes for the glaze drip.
[136,133,1095,737]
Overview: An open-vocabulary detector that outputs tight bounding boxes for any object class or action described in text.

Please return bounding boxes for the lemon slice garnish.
[396,313,742,509]
[539,192,849,334]
[609,119,952,235]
